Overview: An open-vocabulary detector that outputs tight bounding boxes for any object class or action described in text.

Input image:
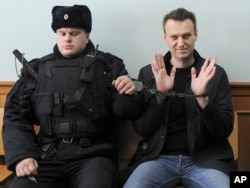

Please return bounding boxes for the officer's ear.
[86,33,90,44]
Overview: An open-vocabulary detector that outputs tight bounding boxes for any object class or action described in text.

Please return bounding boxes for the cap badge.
[64,14,69,20]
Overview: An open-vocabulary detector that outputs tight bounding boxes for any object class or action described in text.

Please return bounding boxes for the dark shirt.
[160,65,192,155]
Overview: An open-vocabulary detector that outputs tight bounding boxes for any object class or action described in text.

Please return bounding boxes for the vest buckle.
[62,138,73,143]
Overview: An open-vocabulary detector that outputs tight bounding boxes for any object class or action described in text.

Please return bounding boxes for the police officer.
[3,5,144,188]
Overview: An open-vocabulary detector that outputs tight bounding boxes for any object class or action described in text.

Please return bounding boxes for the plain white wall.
[0,0,249,81]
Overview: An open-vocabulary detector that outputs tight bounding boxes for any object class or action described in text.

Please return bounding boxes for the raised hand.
[191,57,217,96]
[191,57,216,109]
[151,53,176,92]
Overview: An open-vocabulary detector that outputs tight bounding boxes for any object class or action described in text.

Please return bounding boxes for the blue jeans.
[124,155,229,188]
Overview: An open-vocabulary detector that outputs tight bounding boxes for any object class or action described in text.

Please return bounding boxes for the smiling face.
[163,19,198,67]
[56,27,89,58]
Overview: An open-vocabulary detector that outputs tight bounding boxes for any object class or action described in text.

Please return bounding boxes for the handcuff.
[132,80,207,98]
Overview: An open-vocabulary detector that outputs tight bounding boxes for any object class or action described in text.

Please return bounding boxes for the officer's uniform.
[2,5,144,188]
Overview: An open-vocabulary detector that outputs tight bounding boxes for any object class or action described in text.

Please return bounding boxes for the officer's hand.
[112,75,137,95]
[15,158,38,177]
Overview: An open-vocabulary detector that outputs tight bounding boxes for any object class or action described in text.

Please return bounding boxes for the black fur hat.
[51,5,92,33]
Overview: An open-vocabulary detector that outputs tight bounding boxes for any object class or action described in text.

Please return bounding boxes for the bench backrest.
[228,111,238,160]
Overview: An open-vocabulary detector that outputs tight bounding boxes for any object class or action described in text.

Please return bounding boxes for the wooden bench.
[0,166,12,187]
[229,111,238,161]
[0,108,14,187]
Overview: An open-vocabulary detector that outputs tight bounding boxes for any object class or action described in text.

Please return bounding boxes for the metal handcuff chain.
[133,80,207,98]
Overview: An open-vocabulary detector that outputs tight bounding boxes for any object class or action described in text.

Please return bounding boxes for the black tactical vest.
[34,52,113,138]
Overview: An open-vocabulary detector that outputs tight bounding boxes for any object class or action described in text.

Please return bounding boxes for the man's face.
[163,19,197,62]
[56,28,89,58]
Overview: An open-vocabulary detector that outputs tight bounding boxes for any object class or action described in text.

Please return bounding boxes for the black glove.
[19,87,38,124]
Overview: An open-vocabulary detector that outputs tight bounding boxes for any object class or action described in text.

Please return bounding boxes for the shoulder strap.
[79,50,109,82]
[39,53,55,62]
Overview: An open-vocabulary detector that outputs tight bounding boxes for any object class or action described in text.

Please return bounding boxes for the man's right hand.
[15,158,38,177]
[151,52,176,92]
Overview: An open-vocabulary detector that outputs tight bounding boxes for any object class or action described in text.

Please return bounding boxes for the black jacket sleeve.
[132,65,167,138]
[106,53,144,120]
[2,62,40,171]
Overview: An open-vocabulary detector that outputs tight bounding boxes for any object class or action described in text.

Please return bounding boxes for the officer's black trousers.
[8,156,116,188]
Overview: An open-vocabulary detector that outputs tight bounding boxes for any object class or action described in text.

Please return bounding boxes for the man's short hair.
[162,8,197,33]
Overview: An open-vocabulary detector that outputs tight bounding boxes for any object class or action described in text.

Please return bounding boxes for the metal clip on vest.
[63,138,74,143]
[87,44,99,57]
